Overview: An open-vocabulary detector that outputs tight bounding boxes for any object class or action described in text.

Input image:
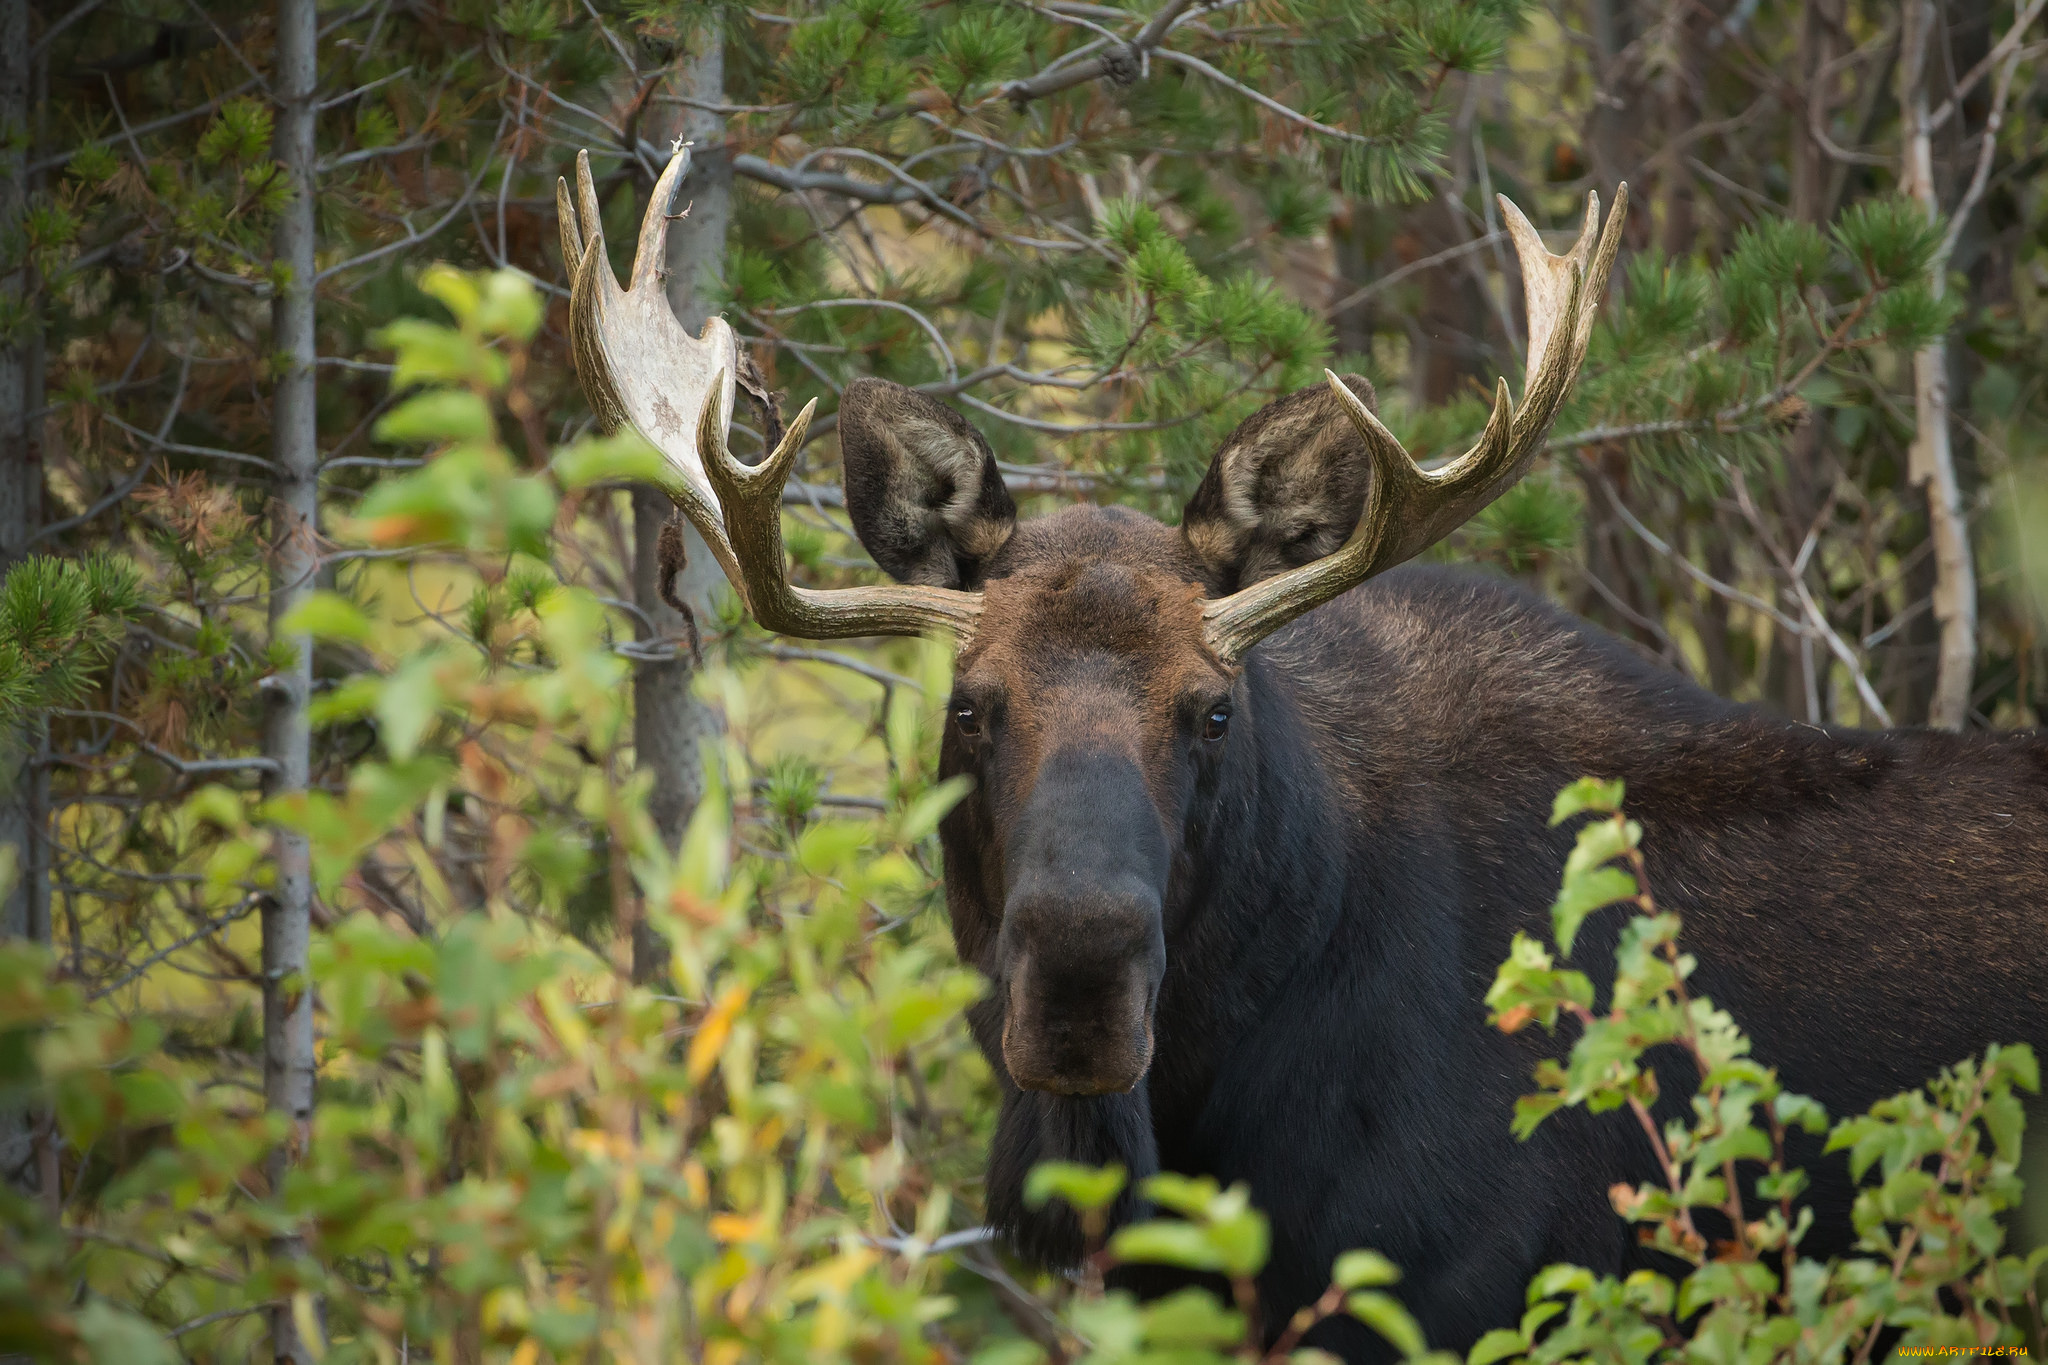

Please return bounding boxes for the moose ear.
[1179,374,1379,593]
[838,378,1018,588]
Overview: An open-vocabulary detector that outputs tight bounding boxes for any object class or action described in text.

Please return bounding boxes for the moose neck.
[947,647,1350,1266]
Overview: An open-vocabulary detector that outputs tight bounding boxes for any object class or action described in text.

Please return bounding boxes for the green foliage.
[1479,779,2045,1360]
[1562,192,1977,500]
[0,554,142,725]
[1466,474,1582,573]
[0,271,998,1363]
[1831,196,1945,287]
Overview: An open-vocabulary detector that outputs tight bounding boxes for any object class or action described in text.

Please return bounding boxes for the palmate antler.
[1199,185,1629,662]
[559,144,1624,661]
[557,146,983,642]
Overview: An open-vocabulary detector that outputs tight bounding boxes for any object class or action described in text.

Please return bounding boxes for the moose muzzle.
[998,749,1170,1096]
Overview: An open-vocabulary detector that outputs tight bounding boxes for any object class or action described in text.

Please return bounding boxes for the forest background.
[0,0,2045,1360]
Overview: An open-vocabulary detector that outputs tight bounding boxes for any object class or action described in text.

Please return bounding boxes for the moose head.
[558,148,1626,1100]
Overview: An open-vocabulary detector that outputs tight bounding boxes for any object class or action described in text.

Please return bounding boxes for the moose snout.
[999,884,1164,1095]
[997,748,1170,1096]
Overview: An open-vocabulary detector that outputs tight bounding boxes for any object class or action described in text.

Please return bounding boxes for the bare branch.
[999,0,1201,103]
[1583,463,1803,635]
[1932,41,2025,275]
[1927,0,2048,130]
[316,127,501,280]
[88,899,262,1003]
[1327,233,1503,317]
[1151,47,1384,145]
[1728,469,1892,726]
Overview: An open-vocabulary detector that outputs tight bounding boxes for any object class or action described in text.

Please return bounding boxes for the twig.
[1926,0,2048,130]
[1581,463,1804,635]
[88,900,263,1003]
[1327,233,1502,318]
[170,1301,280,1339]
[1728,469,1892,726]
[1151,47,1385,146]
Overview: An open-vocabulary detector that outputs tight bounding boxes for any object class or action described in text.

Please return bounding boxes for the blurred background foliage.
[0,0,2044,1359]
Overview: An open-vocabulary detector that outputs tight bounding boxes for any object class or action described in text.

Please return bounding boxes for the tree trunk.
[265,0,320,1355]
[1899,0,1977,731]
[0,0,36,945]
[631,27,732,982]
[0,0,49,1208]
[0,0,31,576]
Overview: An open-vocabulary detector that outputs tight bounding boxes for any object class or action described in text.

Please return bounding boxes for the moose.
[558,149,2048,1354]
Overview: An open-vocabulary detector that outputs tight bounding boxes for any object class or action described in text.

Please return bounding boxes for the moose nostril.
[1001,950,1157,1097]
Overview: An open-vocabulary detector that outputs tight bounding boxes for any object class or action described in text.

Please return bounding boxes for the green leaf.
[1206,1206,1270,1276]
[1548,777,1624,827]
[374,652,443,761]
[308,675,382,727]
[1561,816,1639,883]
[378,318,509,391]
[1466,1328,1526,1365]
[279,590,373,645]
[1109,1220,1225,1272]
[1549,866,1638,957]
[419,263,483,324]
[71,1299,180,1365]
[1771,1091,1829,1134]
[475,269,544,340]
[1525,1264,1593,1304]
[1333,1248,1402,1288]
[1510,1091,1564,1140]
[1023,1161,1126,1214]
[969,1343,1046,1365]
[1983,1091,2025,1162]
[552,429,672,491]
[1998,1041,2038,1093]
[374,389,495,445]
[1345,1291,1426,1358]
[1139,1287,1245,1347]
[1140,1172,1223,1218]
[898,774,973,844]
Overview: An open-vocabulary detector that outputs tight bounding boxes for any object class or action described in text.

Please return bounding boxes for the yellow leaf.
[687,983,752,1083]
[710,1212,764,1244]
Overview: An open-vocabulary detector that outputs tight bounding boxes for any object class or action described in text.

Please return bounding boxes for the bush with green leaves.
[1480,778,2043,1359]
[0,269,1003,1364]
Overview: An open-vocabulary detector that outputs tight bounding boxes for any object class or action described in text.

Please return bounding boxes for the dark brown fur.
[833,378,2048,1359]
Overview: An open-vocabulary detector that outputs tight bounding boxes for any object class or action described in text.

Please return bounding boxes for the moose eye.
[1202,706,1231,742]
[953,702,983,737]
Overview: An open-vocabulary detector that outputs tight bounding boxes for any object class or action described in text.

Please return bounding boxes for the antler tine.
[559,145,982,645]
[1201,184,1628,665]
[555,175,583,280]
[559,145,741,562]
[695,378,985,643]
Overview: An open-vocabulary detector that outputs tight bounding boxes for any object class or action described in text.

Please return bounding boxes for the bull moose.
[558,148,2048,1354]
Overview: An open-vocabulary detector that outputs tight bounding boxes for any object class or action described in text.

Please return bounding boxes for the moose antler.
[1200,185,1629,664]
[557,145,984,642]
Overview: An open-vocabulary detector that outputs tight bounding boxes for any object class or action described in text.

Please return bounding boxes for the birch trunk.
[632,27,731,980]
[265,0,320,1354]
[1900,0,1977,731]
